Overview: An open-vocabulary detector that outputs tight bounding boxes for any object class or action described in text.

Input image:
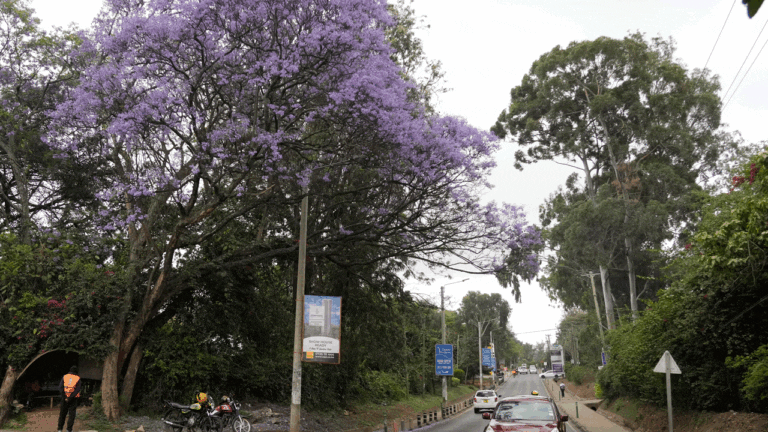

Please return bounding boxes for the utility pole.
[478,321,483,389]
[289,191,309,432]
[441,278,467,401]
[475,318,496,390]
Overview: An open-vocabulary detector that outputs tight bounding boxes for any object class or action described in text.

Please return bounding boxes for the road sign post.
[654,351,681,432]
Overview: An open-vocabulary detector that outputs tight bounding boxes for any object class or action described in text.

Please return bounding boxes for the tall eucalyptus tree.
[492,33,722,324]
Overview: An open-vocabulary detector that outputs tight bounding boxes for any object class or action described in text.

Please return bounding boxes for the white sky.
[28,0,768,345]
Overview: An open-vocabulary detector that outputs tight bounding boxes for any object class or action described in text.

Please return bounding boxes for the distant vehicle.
[473,390,499,413]
[529,365,537,374]
[517,366,528,375]
[540,369,565,379]
[482,394,569,432]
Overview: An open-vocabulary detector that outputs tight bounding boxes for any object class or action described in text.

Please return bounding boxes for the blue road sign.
[601,351,608,366]
[435,344,454,376]
[482,348,494,367]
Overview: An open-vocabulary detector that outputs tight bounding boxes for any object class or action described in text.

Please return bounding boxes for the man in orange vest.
[57,366,81,432]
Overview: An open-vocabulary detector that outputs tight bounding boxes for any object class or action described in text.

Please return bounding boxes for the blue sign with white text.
[435,344,454,376]
[482,348,494,367]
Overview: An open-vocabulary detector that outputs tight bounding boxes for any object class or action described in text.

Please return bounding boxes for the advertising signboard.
[435,344,454,376]
[551,343,564,374]
[302,295,342,364]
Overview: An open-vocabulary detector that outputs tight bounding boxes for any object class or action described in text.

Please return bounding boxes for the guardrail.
[340,393,475,432]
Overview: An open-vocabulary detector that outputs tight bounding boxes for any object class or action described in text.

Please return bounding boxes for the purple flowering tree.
[45,0,540,418]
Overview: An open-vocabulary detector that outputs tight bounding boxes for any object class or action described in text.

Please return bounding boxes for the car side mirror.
[482,412,492,420]
[561,414,569,422]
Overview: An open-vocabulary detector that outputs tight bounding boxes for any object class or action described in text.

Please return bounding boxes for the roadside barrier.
[340,393,475,432]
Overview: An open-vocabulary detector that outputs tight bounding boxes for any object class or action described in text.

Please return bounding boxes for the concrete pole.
[289,193,309,432]
[478,321,483,390]
[441,279,466,400]
[441,285,447,402]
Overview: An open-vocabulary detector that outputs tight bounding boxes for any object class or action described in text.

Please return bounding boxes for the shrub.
[564,363,594,385]
[594,382,603,398]
[454,369,465,382]
[357,370,406,403]
[451,377,460,387]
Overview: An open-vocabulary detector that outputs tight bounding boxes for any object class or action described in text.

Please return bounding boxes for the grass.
[606,397,643,423]
[3,411,28,430]
[328,384,478,429]
[77,405,119,432]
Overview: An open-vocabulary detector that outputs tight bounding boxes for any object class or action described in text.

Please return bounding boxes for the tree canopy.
[1,0,541,421]
[492,33,723,325]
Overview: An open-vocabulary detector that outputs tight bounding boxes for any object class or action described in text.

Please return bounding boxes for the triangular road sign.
[653,350,681,374]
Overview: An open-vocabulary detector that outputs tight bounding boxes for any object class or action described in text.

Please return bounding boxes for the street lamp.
[441,278,468,402]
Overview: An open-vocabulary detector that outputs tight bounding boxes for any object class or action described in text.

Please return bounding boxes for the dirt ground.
[9,406,91,432]
[564,378,768,432]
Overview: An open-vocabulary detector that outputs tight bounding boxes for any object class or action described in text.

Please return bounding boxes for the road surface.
[418,373,580,432]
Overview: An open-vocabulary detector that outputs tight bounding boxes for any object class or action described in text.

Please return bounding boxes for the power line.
[705,0,739,70]
[721,14,768,104]
[514,328,557,335]
[723,34,768,110]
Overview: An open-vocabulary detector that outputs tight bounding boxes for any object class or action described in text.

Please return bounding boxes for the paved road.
[418,373,580,432]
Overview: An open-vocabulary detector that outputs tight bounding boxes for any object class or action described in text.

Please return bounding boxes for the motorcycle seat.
[168,402,190,410]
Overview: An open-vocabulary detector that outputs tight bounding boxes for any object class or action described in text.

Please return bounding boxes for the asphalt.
[542,378,631,432]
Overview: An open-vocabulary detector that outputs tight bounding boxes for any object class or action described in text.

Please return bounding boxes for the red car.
[481,395,569,432]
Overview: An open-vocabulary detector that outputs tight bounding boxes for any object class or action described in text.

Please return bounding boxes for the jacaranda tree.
[45,0,540,419]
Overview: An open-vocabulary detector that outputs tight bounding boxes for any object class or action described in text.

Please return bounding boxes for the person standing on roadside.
[559,382,566,398]
[57,366,81,432]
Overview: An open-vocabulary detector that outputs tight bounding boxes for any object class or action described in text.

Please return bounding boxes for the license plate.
[483,399,488,403]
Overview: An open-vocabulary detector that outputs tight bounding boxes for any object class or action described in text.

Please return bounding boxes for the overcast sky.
[28,0,768,345]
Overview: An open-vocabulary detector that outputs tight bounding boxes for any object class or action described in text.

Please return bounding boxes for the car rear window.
[494,401,555,421]
[476,391,495,397]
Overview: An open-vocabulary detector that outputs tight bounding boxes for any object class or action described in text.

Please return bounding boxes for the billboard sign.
[435,344,454,376]
[551,343,564,374]
[302,296,342,364]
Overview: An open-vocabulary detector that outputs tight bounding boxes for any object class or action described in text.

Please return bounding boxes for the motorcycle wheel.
[163,409,185,432]
[232,417,250,432]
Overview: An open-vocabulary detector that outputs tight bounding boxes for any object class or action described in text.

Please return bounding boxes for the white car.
[473,390,499,413]
[517,366,528,375]
[539,369,565,379]
[528,365,537,374]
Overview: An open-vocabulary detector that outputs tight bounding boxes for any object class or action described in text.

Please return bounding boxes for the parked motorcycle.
[162,393,220,432]
[214,396,250,432]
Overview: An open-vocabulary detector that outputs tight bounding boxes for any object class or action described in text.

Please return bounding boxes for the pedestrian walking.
[559,382,566,398]
[57,366,81,432]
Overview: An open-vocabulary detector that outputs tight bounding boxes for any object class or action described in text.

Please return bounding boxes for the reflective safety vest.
[63,374,81,398]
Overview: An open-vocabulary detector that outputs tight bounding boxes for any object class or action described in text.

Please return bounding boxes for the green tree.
[598,151,768,412]
[744,0,764,17]
[493,33,722,324]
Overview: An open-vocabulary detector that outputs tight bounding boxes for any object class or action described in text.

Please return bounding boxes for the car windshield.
[476,391,496,398]
[494,401,555,421]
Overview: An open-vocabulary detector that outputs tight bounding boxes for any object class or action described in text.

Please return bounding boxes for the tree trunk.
[101,325,124,420]
[0,366,20,427]
[625,235,638,321]
[120,343,143,409]
[599,265,615,329]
